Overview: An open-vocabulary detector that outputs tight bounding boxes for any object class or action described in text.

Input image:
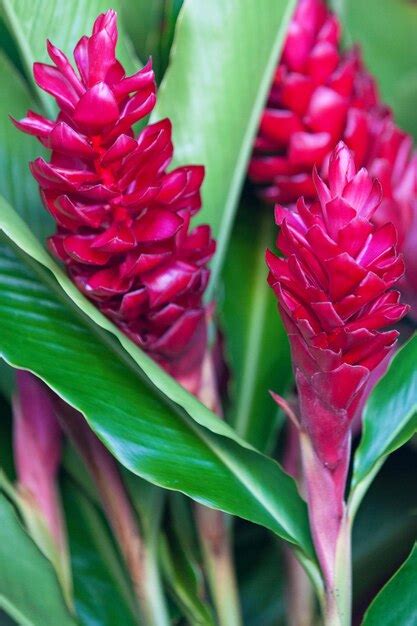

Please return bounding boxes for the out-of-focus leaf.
[0,359,14,400]
[0,0,139,116]
[352,446,417,606]
[362,543,417,626]
[0,17,24,76]
[161,494,214,626]
[351,335,417,502]
[221,199,291,452]
[151,0,296,297]
[0,394,14,481]
[0,53,50,239]
[161,535,215,626]
[159,0,184,77]
[337,0,417,138]
[119,0,164,75]
[0,494,76,626]
[0,239,315,561]
[62,478,137,626]
[236,523,286,626]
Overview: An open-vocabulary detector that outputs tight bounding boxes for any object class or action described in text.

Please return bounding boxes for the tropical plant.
[0,1,416,625]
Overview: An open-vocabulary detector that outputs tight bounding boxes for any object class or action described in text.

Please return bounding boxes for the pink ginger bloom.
[267,142,408,469]
[13,10,215,394]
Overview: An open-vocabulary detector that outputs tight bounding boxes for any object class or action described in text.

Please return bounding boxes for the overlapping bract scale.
[14,10,215,393]
[267,143,408,467]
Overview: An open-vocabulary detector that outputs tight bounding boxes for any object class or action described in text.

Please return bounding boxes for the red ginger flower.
[267,142,409,470]
[251,0,417,312]
[249,0,384,205]
[13,10,215,393]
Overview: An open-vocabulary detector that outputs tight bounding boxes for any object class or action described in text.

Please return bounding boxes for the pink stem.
[299,431,351,624]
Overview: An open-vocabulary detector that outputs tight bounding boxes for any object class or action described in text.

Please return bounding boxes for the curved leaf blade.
[352,335,417,492]
[362,543,417,626]
[0,494,76,626]
[150,0,296,296]
[0,241,314,560]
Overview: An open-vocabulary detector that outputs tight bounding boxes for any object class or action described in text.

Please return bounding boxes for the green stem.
[324,513,352,626]
[57,403,169,626]
[195,506,241,626]
[195,350,242,626]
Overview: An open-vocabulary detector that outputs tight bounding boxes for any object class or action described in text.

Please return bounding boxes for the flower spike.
[268,141,408,469]
[250,0,417,312]
[14,10,215,393]
[267,142,409,591]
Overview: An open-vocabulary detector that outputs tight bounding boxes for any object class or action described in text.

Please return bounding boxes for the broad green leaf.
[62,478,137,626]
[0,53,50,239]
[338,0,417,138]
[362,543,417,626]
[0,241,314,560]
[221,199,291,451]
[0,494,76,626]
[351,335,417,500]
[150,0,296,297]
[0,0,139,115]
[0,196,251,448]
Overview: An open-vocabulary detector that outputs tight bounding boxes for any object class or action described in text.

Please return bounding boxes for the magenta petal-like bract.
[14,11,215,393]
[249,0,384,205]
[13,371,63,547]
[267,142,408,469]
[250,0,417,311]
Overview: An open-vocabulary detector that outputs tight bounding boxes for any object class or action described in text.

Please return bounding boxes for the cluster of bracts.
[16,0,416,476]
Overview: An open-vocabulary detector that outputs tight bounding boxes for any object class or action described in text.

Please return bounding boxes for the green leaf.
[161,535,215,626]
[221,199,291,451]
[0,493,76,626]
[352,446,417,605]
[0,0,140,116]
[0,239,314,561]
[236,524,286,626]
[150,0,296,297]
[161,494,214,626]
[338,0,417,139]
[62,478,137,626]
[362,543,417,626]
[119,0,164,75]
[0,53,51,239]
[351,335,417,495]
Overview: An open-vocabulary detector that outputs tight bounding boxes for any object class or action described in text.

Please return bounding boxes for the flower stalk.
[267,141,408,625]
[56,402,169,626]
[12,371,72,607]
[195,347,242,626]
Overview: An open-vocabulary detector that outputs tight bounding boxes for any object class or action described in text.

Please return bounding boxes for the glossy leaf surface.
[362,543,417,626]
[352,335,417,491]
[0,239,314,560]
